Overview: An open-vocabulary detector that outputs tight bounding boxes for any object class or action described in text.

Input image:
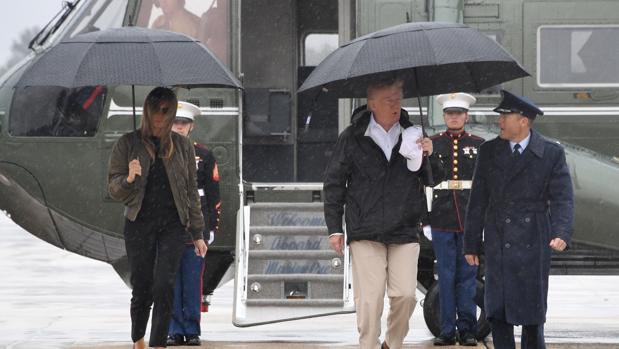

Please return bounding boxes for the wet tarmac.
[1,214,618,349]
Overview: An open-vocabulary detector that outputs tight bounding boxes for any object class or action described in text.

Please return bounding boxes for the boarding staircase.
[233,183,354,326]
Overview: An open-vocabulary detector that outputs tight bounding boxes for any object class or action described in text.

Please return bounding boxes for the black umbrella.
[298,21,529,185]
[298,21,528,98]
[16,26,242,128]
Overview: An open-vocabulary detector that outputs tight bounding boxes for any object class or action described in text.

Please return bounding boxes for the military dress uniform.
[430,130,484,340]
[168,102,221,346]
[194,142,221,240]
[430,131,483,232]
[429,93,483,345]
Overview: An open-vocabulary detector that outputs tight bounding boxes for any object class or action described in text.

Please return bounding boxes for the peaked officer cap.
[175,101,201,121]
[436,92,476,112]
[493,90,543,119]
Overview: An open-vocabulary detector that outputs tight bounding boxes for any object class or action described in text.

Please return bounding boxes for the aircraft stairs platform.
[243,201,346,307]
[233,184,354,326]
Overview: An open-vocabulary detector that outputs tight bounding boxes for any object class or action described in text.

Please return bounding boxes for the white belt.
[434,180,472,190]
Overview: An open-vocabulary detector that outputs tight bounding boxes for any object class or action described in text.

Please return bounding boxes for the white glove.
[399,126,423,171]
[423,225,432,241]
[207,231,215,245]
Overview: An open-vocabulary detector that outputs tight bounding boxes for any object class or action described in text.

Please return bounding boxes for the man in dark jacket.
[429,93,484,346]
[324,78,444,349]
[464,90,574,349]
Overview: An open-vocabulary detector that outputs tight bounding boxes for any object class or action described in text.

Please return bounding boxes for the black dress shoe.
[165,334,184,346]
[185,335,202,346]
[433,335,456,346]
[459,332,478,346]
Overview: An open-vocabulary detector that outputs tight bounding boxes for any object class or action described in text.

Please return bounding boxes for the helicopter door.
[241,0,341,182]
[233,184,354,326]
[233,0,354,325]
[296,32,340,182]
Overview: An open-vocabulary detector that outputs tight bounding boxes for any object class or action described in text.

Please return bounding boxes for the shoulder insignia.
[430,132,449,140]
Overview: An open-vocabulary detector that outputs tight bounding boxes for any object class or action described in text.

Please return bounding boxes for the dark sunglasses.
[157,105,171,114]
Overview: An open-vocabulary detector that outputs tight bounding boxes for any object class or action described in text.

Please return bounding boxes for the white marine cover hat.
[175,101,201,121]
[436,92,476,112]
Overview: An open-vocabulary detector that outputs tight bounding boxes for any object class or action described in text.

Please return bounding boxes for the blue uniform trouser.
[431,230,478,337]
[490,317,545,349]
[169,245,205,336]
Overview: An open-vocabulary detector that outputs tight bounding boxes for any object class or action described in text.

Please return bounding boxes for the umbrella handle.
[416,94,434,187]
[423,154,434,187]
[132,85,137,130]
[303,89,323,133]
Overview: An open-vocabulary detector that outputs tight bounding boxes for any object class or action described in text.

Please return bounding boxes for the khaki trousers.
[350,240,420,349]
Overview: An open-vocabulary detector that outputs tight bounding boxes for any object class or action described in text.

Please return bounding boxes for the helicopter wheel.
[422,280,491,340]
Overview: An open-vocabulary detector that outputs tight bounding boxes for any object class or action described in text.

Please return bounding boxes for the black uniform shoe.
[433,335,456,346]
[185,335,202,346]
[381,342,389,349]
[165,334,184,346]
[459,332,478,346]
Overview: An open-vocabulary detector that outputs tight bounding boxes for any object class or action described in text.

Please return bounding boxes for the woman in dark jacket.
[108,87,207,349]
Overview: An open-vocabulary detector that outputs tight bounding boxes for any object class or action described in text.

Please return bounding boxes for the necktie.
[512,144,522,158]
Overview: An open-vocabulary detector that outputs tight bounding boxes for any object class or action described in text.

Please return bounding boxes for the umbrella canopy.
[16,26,241,89]
[297,21,528,98]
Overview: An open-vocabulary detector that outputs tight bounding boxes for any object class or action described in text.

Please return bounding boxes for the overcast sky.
[0,0,64,64]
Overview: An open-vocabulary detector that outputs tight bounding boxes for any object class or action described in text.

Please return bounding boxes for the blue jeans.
[169,245,205,336]
[431,230,478,337]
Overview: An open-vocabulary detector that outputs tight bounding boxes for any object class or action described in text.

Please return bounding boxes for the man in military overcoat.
[463,90,574,349]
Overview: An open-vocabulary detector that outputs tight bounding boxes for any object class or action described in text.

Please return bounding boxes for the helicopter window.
[66,0,128,37]
[136,0,230,66]
[538,25,619,87]
[303,33,338,66]
[109,85,236,111]
[9,86,107,137]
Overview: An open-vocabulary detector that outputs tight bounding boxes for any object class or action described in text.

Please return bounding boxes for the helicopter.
[1,0,619,338]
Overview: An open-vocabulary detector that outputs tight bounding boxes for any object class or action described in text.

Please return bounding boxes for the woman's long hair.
[140,87,178,160]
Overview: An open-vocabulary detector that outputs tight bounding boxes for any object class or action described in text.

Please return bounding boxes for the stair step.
[247,256,342,275]
[247,274,343,282]
[245,273,344,300]
[245,299,344,307]
[249,202,324,209]
[250,226,327,235]
[248,202,326,226]
[248,226,330,251]
[249,250,339,259]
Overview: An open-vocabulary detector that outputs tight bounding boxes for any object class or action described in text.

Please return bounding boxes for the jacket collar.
[527,129,545,158]
[445,129,465,139]
[493,128,546,184]
[351,105,413,137]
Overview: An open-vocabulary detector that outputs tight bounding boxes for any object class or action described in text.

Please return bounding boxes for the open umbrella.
[298,21,529,184]
[15,26,242,128]
[298,21,528,98]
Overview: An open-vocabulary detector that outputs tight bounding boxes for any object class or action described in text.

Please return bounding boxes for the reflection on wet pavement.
[0,214,618,349]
